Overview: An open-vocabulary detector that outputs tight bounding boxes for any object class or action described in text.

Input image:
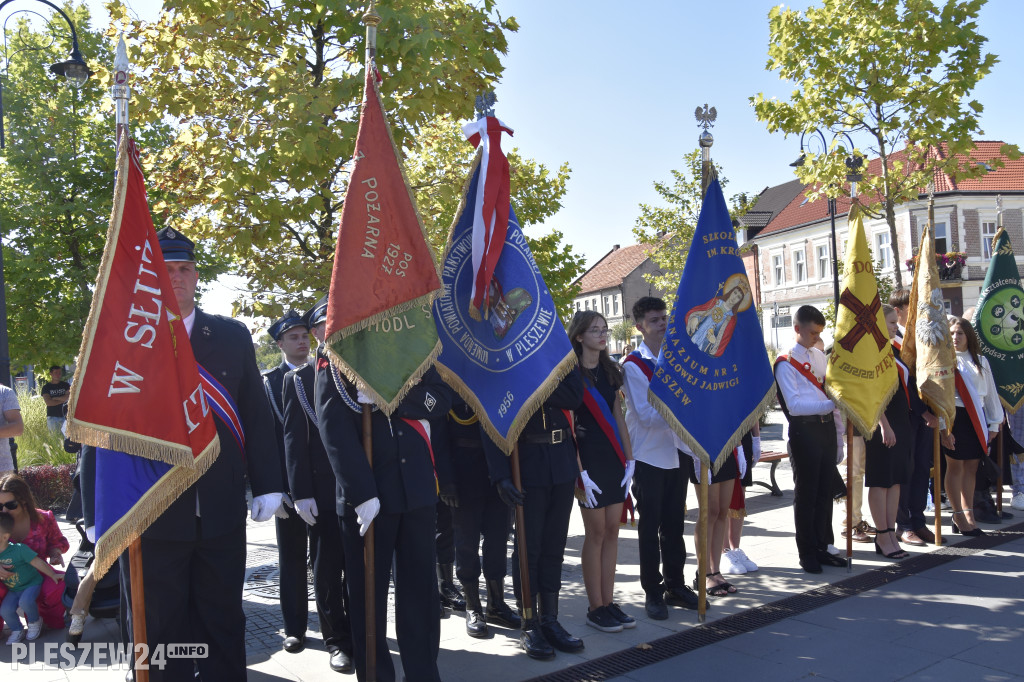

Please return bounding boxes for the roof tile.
[575,243,656,294]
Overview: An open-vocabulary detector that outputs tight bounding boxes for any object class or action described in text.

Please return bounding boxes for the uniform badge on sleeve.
[424,392,437,412]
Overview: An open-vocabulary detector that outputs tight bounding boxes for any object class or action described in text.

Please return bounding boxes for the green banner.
[972,228,1024,413]
[328,301,440,415]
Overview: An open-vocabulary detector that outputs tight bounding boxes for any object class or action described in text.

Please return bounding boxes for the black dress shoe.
[1000,509,1014,519]
[329,650,354,673]
[974,508,1001,524]
[800,557,822,574]
[520,623,555,660]
[466,610,490,639]
[664,585,700,610]
[816,551,847,568]
[645,593,668,620]
[283,635,305,653]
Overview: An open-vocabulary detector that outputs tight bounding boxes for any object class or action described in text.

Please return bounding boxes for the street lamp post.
[790,129,864,308]
[0,0,91,386]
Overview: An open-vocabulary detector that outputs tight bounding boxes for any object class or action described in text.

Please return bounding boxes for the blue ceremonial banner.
[650,179,776,473]
[433,155,576,453]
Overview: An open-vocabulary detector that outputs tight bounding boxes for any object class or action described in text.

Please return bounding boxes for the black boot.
[438,563,467,612]
[485,578,521,628]
[538,592,584,653]
[462,581,489,639]
[518,598,554,660]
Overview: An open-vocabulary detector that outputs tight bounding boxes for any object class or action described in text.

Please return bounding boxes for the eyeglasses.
[1,500,19,511]
[587,327,610,337]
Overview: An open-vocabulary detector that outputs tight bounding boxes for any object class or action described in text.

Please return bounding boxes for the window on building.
[942,299,952,315]
[772,314,792,329]
[773,254,785,285]
[817,244,830,281]
[604,296,611,314]
[794,249,806,283]
[982,221,998,260]
[933,221,948,254]
[614,294,620,315]
[875,231,893,269]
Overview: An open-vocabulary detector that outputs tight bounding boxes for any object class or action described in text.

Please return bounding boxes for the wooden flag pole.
[996,429,1004,517]
[361,406,377,682]
[509,444,533,622]
[129,539,149,682]
[845,421,853,572]
[933,427,942,546]
[697,461,709,623]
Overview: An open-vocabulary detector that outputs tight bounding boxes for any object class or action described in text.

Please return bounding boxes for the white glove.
[357,389,374,405]
[835,436,846,465]
[251,492,285,522]
[736,445,747,479]
[619,460,636,499]
[752,436,762,464]
[86,526,96,544]
[355,497,380,536]
[294,497,318,526]
[580,470,602,508]
[275,492,293,519]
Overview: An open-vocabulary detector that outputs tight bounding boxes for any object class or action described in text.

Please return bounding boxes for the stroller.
[61,520,121,644]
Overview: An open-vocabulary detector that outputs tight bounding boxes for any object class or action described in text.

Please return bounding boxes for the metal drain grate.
[526,523,1024,682]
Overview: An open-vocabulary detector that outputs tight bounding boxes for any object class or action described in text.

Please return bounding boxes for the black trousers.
[276,510,310,638]
[896,421,935,533]
[453,490,512,584]
[120,524,247,682]
[789,420,838,559]
[632,459,690,595]
[308,509,352,655]
[435,500,455,565]
[511,480,574,599]
[340,505,440,682]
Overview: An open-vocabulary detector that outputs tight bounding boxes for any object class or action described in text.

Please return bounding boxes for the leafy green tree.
[632,149,753,305]
[610,319,634,346]
[0,5,175,371]
[752,0,1019,290]
[108,0,546,319]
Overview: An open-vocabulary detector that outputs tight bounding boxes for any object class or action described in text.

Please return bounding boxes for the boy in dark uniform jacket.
[262,309,314,655]
[484,371,585,661]
[281,295,354,672]
[316,360,451,682]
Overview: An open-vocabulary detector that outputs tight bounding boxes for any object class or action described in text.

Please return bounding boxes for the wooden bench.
[752,450,787,497]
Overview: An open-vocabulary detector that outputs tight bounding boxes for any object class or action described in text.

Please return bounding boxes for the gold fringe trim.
[323,339,442,417]
[92,436,220,581]
[67,135,130,445]
[649,383,777,476]
[66,420,199,468]
[434,350,579,455]
[1000,396,1023,415]
[826,375,899,442]
[331,69,442,340]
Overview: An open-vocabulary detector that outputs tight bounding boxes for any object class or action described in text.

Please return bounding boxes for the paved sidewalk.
[4,410,1022,680]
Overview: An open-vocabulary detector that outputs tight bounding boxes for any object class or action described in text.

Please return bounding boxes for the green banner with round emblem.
[972,228,1024,413]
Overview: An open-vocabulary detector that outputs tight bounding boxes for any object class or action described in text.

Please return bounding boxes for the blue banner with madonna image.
[649,178,776,473]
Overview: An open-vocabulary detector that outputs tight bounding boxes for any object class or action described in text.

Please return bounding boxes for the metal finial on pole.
[363,0,381,66]
[696,104,716,199]
[112,33,130,145]
[474,92,497,120]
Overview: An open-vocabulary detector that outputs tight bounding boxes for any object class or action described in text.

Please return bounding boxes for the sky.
[16,0,1024,319]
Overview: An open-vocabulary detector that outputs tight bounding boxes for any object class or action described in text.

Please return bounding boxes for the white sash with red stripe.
[954,356,988,451]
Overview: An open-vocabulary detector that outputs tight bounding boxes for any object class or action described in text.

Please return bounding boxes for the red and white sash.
[953,363,988,451]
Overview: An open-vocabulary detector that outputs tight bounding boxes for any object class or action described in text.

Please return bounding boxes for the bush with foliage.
[14,389,74,468]
[18,463,75,513]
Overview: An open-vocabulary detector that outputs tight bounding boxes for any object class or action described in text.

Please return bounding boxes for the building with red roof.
[745,140,1024,349]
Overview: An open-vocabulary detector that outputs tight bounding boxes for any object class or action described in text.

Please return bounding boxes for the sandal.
[711,571,738,594]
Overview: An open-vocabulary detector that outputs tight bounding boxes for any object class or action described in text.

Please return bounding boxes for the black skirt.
[864,389,913,488]
[942,405,988,461]
[689,449,739,485]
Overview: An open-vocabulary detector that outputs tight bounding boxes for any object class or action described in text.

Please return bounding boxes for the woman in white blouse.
[940,318,1003,536]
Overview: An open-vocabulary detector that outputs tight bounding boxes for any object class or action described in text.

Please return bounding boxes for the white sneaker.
[26,620,42,641]
[733,548,759,572]
[6,629,25,645]
[827,544,841,556]
[721,550,747,575]
[1012,492,1024,511]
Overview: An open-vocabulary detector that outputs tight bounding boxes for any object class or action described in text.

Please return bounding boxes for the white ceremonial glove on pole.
[619,460,636,499]
[86,526,96,544]
[836,435,846,465]
[752,436,762,464]
[294,498,318,526]
[580,470,602,508]
[251,492,285,522]
[736,445,747,480]
[357,389,374,405]
[355,497,381,536]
